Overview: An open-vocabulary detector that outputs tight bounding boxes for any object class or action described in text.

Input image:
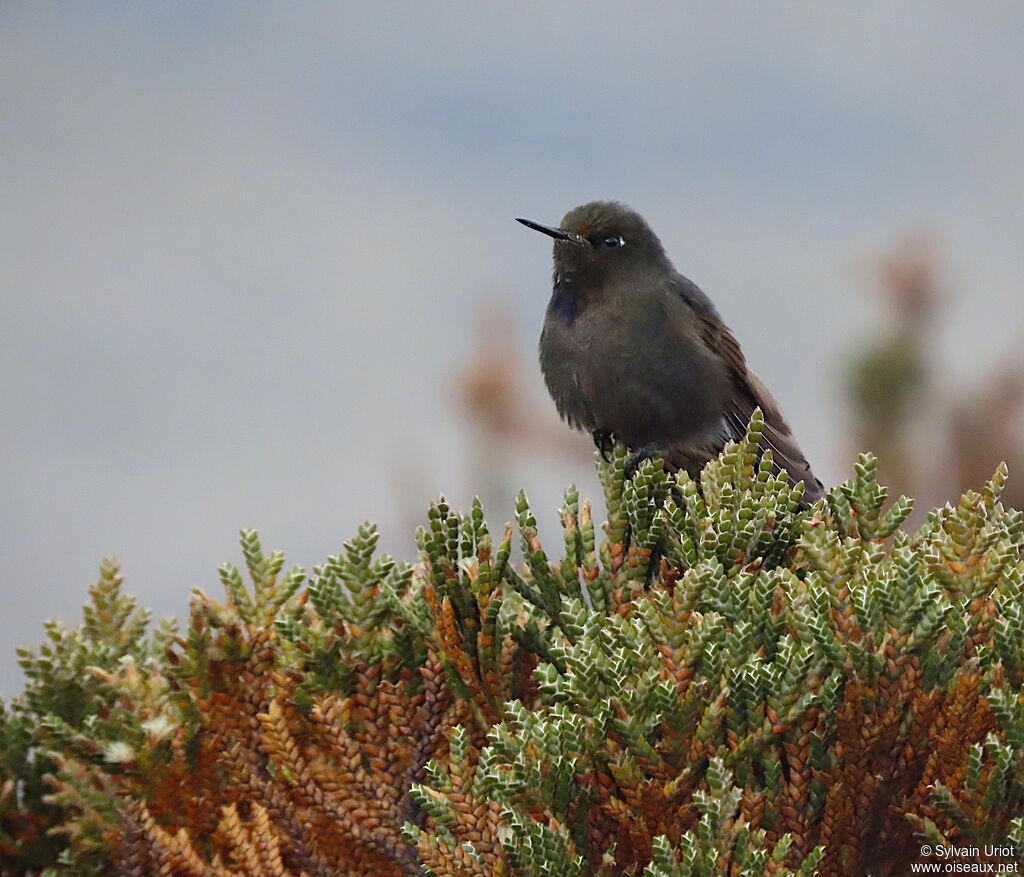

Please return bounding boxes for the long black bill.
[515,217,573,240]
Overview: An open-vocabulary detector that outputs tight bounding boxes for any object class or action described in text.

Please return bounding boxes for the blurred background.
[2,3,1023,696]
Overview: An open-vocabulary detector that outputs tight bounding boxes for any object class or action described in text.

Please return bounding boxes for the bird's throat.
[549,276,582,323]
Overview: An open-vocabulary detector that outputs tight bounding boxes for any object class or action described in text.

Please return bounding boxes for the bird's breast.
[539,292,731,447]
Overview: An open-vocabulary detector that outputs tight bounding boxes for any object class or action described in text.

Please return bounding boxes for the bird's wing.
[693,308,824,502]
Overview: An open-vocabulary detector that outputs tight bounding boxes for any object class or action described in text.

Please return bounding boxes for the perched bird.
[517,201,824,503]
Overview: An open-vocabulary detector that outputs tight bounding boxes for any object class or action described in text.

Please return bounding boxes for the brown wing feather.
[694,311,824,503]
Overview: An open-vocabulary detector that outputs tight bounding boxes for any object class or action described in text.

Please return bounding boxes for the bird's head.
[516,201,669,286]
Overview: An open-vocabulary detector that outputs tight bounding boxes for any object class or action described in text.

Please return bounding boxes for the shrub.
[2,413,1022,875]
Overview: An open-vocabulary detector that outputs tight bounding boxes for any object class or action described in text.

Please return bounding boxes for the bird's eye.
[595,235,624,248]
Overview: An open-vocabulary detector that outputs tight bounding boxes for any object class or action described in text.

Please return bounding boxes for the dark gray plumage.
[517,201,824,504]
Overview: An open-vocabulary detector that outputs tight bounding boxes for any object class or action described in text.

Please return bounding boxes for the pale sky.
[2,2,1023,694]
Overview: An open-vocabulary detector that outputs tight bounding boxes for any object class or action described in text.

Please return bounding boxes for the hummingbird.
[517,201,824,504]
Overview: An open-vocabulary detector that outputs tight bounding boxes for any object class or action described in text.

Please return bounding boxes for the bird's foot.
[624,444,662,480]
[591,429,615,462]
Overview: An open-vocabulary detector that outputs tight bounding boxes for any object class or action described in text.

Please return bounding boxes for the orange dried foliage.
[113,639,466,876]
[98,535,1017,877]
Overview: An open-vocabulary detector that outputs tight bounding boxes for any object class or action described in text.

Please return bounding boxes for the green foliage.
[642,761,824,877]
[1,559,172,873]
[400,423,1023,873]
[274,521,423,698]
[1,414,1023,875]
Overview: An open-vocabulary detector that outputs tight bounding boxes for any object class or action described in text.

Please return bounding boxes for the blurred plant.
[847,230,1024,515]
[950,368,1024,509]
[847,232,943,505]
